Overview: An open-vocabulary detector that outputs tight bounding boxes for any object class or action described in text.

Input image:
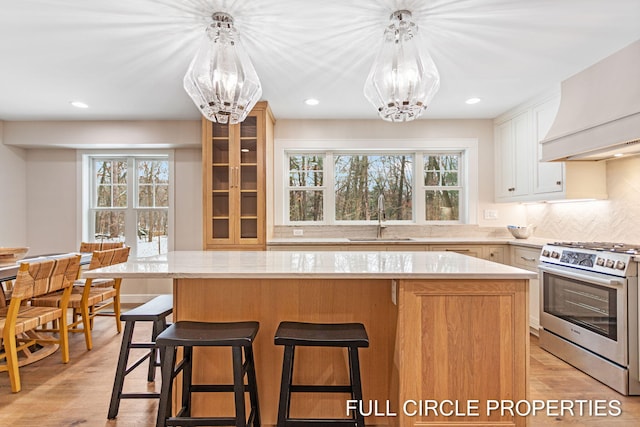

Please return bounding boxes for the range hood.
[541,39,640,161]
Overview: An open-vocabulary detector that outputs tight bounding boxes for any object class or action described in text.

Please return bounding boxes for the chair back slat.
[79,242,102,253]
[88,249,116,270]
[111,247,131,265]
[48,255,81,293]
[100,242,125,250]
[79,241,124,252]
[11,259,55,300]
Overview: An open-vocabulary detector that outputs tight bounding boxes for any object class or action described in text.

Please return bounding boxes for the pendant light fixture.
[364,10,440,122]
[184,12,262,124]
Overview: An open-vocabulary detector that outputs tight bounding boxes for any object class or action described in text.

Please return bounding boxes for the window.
[85,154,172,257]
[287,154,324,222]
[279,139,476,225]
[334,154,412,221]
[423,153,462,221]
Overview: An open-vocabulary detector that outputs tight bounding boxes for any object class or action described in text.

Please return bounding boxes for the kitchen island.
[85,250,536,426]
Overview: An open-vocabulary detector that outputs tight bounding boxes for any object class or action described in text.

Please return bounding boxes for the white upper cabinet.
[532,96,563,195]
[494,90,607,203]
[495,111,531,199]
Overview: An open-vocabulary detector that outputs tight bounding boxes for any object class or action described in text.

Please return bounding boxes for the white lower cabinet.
[510,245,541,332]
[428,244,508,265]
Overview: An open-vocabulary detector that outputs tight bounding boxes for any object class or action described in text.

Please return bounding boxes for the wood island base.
[173,277,529,427]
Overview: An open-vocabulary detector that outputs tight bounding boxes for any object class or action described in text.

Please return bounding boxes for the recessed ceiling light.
[465,97,481,105]
[613,153,624,157]
[304,98,319,106]
[70,101,89,109]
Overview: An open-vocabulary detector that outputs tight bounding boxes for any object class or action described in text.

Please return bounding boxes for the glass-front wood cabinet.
[202,101,274,250]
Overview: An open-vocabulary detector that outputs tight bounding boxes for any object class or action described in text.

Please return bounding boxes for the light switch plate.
[483,209,499,220]
[293,229,304,236]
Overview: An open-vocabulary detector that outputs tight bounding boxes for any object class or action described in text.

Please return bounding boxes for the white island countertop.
[84,250,537,280]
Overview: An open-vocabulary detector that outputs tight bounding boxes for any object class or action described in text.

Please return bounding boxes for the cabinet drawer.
[511,246,540,271]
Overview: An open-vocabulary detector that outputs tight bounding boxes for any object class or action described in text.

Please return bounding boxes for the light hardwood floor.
[1,315,639,426]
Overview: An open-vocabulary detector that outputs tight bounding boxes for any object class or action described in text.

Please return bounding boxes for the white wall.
[272,119,523,228]
[2,120,202,302]
[0,121,28,247]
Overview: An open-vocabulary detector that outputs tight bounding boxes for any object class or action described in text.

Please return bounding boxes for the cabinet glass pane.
[240,219,257,238]
[212,166,229,191]
[240,116,257,138]
[240,193,257,217]
[212,140,229,164]
[213,193,229,216]
[241,166,257,190]
[212,219,229,239]
[212,123,229,138]
[240,139,257,163]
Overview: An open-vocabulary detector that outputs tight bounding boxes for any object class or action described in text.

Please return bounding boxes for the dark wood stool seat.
[155,321,260,427]
[108,294,173,419]
[275,321,369,427]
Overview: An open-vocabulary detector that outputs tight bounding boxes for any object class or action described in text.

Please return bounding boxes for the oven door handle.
[538,264,625,288]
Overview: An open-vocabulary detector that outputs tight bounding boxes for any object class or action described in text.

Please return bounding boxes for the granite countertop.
[83,250,537,280]
[268,236,550,249]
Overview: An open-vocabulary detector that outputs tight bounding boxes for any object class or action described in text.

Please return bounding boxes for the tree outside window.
[334,154,412,221]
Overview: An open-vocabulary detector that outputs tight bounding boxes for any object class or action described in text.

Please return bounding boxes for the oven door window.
[543,272,617,341]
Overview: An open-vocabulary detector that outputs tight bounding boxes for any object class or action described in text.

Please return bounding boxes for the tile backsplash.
[272,224,512,239]
[526,156,640,244]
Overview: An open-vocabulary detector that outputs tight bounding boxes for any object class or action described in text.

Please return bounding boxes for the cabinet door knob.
[508,187,515,192]
[556,181,562,185]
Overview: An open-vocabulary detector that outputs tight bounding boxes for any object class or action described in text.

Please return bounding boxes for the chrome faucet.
[377,194,386,238]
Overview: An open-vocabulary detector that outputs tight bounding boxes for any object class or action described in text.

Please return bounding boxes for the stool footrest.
[190,384,252,393]
[166,416,244,426]
[290,384,353,393]
[284,419,359,426]
[124,352,154,376]
[120,392,161,399]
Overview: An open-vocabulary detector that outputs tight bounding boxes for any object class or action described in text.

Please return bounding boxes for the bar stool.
[108,294,173,419]
[274,321,369,427]
[155,321,260,427]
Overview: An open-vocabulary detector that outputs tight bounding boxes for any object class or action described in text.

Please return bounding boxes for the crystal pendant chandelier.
[184,12,262,124]
[364,10,440,122]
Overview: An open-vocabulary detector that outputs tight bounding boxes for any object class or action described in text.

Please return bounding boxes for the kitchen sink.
[347,238,414,242]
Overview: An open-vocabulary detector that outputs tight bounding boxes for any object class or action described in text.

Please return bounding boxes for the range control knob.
[615,261,626,270]
[596,257,605,266]
[542,250,550,257]
[551,251,560,259]
[605,259,615,268]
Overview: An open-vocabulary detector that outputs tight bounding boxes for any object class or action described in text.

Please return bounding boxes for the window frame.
[276,139,478,226]
[80,150,175,257]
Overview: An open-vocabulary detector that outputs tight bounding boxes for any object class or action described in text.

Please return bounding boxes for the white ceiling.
[0,0,639,121]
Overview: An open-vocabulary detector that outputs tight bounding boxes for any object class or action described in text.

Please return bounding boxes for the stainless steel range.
[539,242,640,395]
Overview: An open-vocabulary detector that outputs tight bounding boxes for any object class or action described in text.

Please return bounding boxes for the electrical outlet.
[293,229,304,236]
[483,209,499,220]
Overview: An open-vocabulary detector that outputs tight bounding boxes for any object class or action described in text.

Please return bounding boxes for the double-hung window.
[85,154,172,257]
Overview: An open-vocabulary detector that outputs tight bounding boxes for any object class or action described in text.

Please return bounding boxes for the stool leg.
[348,347,365,427]
[148,318,166,381]
[244,345,260,426]
[232,346,247,427]
[277,345,295,426]
[181,346,193,417]
[108,319,136,419]
[156,345,176,427]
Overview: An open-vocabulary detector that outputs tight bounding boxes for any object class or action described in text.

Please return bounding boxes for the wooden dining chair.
[31,247,130,351]
[0,254,80,392]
